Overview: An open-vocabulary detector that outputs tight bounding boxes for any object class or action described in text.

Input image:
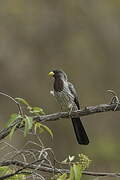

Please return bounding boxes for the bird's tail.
[71,118,89,145]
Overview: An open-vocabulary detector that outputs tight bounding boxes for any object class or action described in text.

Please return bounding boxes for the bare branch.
[83,171,120,177]
[0,159,120,178]
[35,103,120,122]
[0,102,120,141]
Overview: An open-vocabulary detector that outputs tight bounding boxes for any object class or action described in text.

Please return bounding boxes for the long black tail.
[71,118,89,145]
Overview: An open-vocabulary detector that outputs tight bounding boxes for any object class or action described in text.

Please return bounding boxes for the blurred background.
[0,0,120,179]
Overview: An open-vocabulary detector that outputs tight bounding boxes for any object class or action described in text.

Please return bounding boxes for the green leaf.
[15,97,30,107]
[9,124,17,140]
[34,122,53,138]
[34,122,39,134]
[73,164,82,180]
[6,113,21,127]
[24,116,33,136]
[69,166,75,180]
[0,166,11,176]
[57,173,67,180]
[0,166,27,179]
[39,123,53,138]
[8,174,26,180]
[32,107,43,113]
[30,107,45,115]
[34,122,40,134]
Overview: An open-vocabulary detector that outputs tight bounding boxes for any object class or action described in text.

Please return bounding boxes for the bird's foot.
[111,96,119,111]
[68,104,73,116]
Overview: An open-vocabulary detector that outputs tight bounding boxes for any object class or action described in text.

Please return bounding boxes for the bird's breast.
[54,87,77,111]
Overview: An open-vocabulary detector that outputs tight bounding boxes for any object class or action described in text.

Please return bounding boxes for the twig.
[0,91,23,116]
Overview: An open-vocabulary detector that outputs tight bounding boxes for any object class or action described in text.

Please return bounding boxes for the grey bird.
[48,70,89,145]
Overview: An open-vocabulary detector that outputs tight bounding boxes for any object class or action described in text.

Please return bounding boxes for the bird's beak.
[48,71,54,76]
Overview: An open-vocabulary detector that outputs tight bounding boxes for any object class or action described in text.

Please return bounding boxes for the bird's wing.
[68,82,80,109]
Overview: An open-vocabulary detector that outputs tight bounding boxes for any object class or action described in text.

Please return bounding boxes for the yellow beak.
[48,71,54,76]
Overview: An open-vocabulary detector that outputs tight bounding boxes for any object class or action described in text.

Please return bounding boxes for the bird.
[48,70,89,145]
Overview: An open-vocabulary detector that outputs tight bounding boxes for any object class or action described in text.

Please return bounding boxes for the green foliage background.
[0,0,120,179]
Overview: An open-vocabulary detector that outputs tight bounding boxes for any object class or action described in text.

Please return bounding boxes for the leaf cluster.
[53,154,91,180]
[6,97,53,139]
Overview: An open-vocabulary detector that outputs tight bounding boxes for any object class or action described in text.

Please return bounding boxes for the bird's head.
[48,70,67,80]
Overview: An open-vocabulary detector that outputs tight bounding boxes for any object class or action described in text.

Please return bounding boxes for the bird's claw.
[68,104,73,116]
[110,96,119,111]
